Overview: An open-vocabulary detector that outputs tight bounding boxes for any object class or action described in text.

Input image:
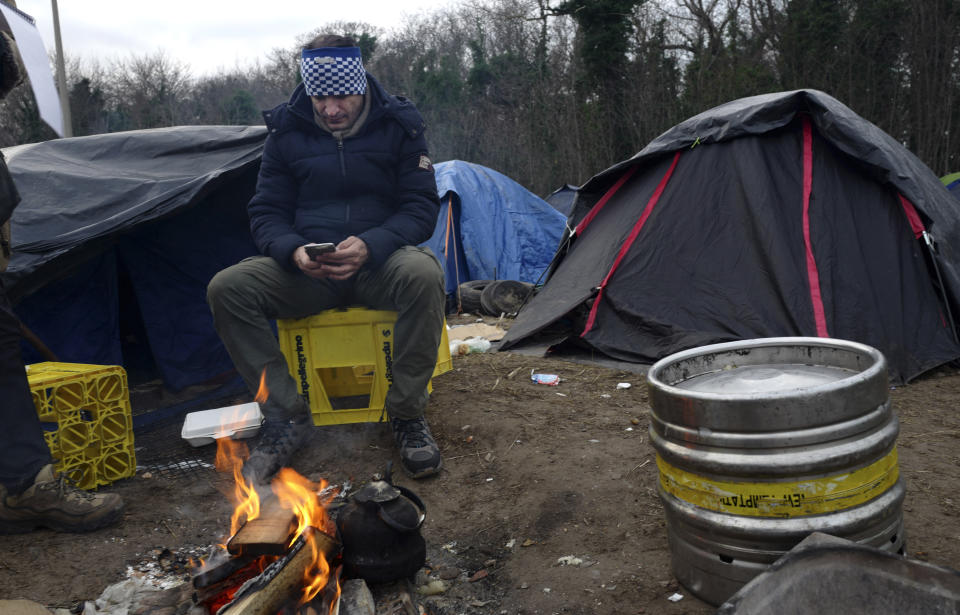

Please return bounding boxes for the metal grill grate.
[132,382,248,480]
[134,413,219,479]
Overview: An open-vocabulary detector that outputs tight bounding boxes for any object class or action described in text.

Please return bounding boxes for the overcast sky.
[14,0,458,77]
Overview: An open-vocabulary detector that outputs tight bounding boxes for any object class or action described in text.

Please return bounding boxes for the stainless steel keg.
[647,337,905,606]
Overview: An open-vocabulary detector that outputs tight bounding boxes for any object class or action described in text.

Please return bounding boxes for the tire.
[457,280,493,314]
[480,280,535,316]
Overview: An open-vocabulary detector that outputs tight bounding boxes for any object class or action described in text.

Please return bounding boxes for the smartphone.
[305,243,336,260]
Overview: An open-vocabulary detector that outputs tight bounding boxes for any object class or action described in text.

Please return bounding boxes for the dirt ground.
[2,316,960,614]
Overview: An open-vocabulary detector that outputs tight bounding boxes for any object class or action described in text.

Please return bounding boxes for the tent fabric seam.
[581,151,682,337]
[802,116,829,338]
[898,194,926,238]
[575,165,638,236]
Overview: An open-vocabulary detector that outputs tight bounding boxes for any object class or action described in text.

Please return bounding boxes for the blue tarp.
[423,160,566,300]
[943,173,960,196]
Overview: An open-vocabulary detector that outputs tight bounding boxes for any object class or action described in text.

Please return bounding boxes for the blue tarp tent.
[943,172,960,197]
[423,160,566,308]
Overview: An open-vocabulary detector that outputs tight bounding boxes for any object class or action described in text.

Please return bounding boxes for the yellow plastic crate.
[278,308,452,425]
[27,362,137,489]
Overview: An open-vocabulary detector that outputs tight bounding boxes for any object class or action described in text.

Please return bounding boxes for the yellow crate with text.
[26,362,136,488]
[277,308,453,425]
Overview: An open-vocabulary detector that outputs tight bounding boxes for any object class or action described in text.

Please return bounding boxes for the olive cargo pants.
[207,246,445,421]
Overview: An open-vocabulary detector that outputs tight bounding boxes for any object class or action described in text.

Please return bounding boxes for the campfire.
[190,374,343,615]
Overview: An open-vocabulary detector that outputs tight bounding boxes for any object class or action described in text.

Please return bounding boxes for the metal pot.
[335,465,426,584]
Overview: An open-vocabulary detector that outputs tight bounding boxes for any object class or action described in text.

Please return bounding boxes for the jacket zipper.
[336,135,346,176]
[336,135,350,222]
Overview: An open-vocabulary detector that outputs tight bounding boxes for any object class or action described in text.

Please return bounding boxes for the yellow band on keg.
[657,447,899,518]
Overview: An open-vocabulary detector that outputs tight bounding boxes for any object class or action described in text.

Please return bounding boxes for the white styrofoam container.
[181,402,264,447]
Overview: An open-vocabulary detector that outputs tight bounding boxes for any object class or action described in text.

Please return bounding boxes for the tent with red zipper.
[499,89,960,384]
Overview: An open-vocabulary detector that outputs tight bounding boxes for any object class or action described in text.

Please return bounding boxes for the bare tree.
[105,51,192,129]
[4,0,960,197]
[901,0,960,174]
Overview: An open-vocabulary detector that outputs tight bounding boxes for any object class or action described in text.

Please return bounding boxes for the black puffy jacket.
[248,73,440,271]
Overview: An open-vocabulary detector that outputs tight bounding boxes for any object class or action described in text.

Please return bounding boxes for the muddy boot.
[242,413,313,485]
[390,416,443,478]
[0,465,124,534]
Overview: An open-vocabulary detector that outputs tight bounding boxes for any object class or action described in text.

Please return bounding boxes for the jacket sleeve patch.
[418,155,433,171]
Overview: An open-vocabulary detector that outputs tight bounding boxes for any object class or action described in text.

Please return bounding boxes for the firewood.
[194,571,257,607]
[227,495,298,556]
[193,553,257,589]
[218,528,340,615]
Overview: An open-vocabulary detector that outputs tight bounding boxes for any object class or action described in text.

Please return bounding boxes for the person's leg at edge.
[355,246,446,478]
[206,256,343,483]
[0,282,124,533]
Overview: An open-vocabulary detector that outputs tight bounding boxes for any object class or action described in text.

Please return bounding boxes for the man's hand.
[293,236,369,280]
[293,245,327,278]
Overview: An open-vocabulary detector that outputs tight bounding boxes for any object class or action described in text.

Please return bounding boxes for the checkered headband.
[300,47,367,97]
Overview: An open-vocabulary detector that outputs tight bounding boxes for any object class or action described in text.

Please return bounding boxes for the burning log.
[217,527,340,615]
[193,549,261,609]
[227,494,298,557]
[194,551,257,590]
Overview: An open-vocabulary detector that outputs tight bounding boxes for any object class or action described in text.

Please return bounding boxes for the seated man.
[207,34,445,483]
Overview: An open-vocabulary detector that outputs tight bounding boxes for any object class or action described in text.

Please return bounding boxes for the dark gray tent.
[500,90,960,384]
[544,184,578,217]
[4,126,266,390]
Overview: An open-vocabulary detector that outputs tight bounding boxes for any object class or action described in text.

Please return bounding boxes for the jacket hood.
[263,73,427,140]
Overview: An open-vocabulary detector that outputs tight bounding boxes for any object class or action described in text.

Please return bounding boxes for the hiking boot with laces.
[242,413,313,485]
[0,465,124,534]
[390,416,443,478]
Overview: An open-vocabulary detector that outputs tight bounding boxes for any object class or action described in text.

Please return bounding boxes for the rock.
[0,599,51,615]
[437,566,461,580]
[97,579,139,609]
[132,585,184,609]
[416,580,447,596]
[339,579,375,615]
[468,569,488,582]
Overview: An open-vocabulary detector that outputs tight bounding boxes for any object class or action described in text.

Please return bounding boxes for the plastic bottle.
[455,338,492,355]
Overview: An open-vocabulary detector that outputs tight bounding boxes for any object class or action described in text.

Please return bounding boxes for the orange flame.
[210,368,341,611]
[273,468,340,604]
[215,436,260,536]
[213,367,266,538]
[254,369,269,404]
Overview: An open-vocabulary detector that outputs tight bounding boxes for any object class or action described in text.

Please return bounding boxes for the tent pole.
[444,195,463,313]
[924,231,959,344]
[50,0,72,137]
[20,319,58,362]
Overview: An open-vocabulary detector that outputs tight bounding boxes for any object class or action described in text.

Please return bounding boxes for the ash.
[58,545,209,615]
